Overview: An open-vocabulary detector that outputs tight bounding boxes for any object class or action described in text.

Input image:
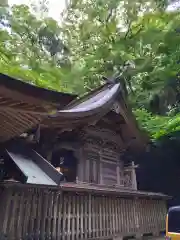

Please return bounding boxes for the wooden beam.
[0,105,49,115]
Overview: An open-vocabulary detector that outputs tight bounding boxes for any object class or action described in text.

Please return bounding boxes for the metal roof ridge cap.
[61,83,118,110]
[49,83,121,118]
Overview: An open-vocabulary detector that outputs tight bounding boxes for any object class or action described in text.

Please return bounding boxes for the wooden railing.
[0,185,166,240]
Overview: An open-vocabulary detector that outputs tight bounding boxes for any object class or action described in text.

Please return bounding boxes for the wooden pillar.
[131,161,137,190]
[77,148,84,182]
[116,164,120,185]
[99,150,103,184]
[133,197,141,236]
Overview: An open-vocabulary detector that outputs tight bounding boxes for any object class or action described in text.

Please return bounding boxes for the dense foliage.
[1,0,180,139]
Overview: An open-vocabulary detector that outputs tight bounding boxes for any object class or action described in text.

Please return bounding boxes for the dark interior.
[51,148,77,182]
[136,132,180,207]
[0,150,27,183]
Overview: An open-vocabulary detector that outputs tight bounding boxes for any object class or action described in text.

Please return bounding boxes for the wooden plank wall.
[80,126,135,187]
[101,148,119,186]
[0,187,166,240]
[82,142,127,187]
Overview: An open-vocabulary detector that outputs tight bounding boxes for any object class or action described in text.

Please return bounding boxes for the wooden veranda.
[0,183,168,240]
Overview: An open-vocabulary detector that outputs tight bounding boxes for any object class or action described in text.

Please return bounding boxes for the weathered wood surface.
[80,143,136,188]
[75,124,139,189]
[0,186,166,240]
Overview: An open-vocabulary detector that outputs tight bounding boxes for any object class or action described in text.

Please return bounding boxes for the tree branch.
[125,21,132,39]
[129,25,143,39]
[106,8,113,23]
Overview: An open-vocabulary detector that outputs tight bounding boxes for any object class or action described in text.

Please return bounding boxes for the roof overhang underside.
[0,73,76,142]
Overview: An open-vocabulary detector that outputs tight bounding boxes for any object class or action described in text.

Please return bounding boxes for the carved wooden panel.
[103,141,119,152]
[83,126,123,149]
[85,136,103,147]
[101,149,119,164]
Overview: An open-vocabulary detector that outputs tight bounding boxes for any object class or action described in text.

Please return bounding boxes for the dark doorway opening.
[51,148,77,182]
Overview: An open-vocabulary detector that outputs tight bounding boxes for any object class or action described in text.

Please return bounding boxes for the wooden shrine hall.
[0,73,168,240]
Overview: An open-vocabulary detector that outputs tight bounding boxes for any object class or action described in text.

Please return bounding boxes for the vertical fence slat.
[57,192,62,239]
[16,190,24,239]
[102,196,106,238]
[88,194,92,239]
[9,191,18,239]
[117,198,121,234]
[84,195,88,239]
[95,195,98,238]
[67,194,71,240]
[0,188,12,237]
[40,190,48,239]
[71,195,76,240]
[99,196,102,238]
[76,194,80,239]
[35,189,42,239]
[23,189,31,238]
[52,191,57,239]
[62,193,67,240]
[80,195,84,239]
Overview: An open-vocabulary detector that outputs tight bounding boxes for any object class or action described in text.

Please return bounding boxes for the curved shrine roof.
[0,73,144,149]
[42,82,121,129]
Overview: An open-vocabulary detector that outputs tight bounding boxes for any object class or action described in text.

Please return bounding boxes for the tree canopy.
[1,0,180,140]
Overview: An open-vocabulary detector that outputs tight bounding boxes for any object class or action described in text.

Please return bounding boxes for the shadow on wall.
[136,130,180,207]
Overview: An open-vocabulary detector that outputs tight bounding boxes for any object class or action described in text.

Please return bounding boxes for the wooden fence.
[0,186,167,240]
